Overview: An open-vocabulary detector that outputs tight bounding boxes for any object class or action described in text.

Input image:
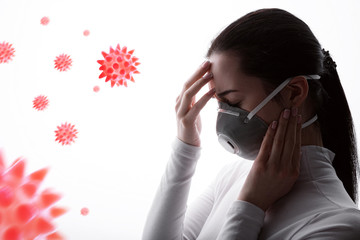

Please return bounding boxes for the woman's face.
[208,52,284,125]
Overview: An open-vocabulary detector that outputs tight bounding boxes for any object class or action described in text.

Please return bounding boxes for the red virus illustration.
[33,95,49,111]
[54,54,72,72]
[0,150,67,240]
[97,44,140,87]
[40,17,50,26]
[0,42,15,64]
[93,86,100,93]
[83,30,90,36]
[80,207,89,216]
[55,122,78,146]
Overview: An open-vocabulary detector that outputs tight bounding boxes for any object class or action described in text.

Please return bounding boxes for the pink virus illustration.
[83,30,90,36]
[40,16,50,26]
[0,41,15,64]
[97,44,140,87]
[33,95,49,111]
[55,122,78,146]
[93,86,100,93]
[0,150,67,240]
[80,207,89,216]
[54,54,72,72]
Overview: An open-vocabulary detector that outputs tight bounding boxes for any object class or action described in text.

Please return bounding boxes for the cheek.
[256,101,283,125]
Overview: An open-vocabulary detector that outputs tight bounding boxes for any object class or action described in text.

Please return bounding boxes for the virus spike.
[116,56,123,62]
[131,57,139,62]
[125,73,130,79]
[7,158,25,179]
[97,60,105,65]
[99,72,106,79]
[134,62,141,66]
[111,81,116,88]
[16,203,36,223]
[119,79,123,85]
[50,207,68,218]
[99,65,106,71]
[37,217,55,234]
[29,168,48,182]
[113,63,119,69]
[134,70,140,74]
[125,54,131,60]
[109,47,115,53]
[101,51,108,58]
[112,74,118,79]
[46,231,65,240]
[124,61,130,68]
[121,46,127,53]
[130,76,135,82]
[128,49,135,54]
[130,66,137,72]
[105,56,112,62]
[124,81,128,87]
[21,183,38,198]
[41,190,61,208]
[3,227,21,240]
[105,76,111,82]
[116,44,121,49]
[115,49,120,55]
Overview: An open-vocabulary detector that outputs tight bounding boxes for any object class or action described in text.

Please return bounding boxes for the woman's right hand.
[175,61,215,147]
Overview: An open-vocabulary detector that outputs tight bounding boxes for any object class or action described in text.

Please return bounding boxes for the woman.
[142,8,360,239]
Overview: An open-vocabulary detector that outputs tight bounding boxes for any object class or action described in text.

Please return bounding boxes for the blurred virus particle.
[0,150,67,240]
[40,16,50,26]
[97,44,140,88]
[83,30,90,36]
[0,41,15,64]
[54,54,72,72]
[55,122,78,146]
[80,207,89,216]
[33,95,49,111]
[93,86,100,92]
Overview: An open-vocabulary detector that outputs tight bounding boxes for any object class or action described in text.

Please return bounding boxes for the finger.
[256,120,277,164]
[178,72,213,117]
[291,114,302,172]
[183,61,211,91]
[268,108,291,168]
[280,107,298,169]
[185,88,216,123]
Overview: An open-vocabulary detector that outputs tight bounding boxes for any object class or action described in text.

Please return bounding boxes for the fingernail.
[202,60,210,68]
[202,72,213,80]
[283,109,290,119]
[271,121,277,129]
[292,107,298,117]
[297,114,302,124]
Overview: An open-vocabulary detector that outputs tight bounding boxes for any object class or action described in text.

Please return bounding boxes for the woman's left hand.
[237,107,302,212]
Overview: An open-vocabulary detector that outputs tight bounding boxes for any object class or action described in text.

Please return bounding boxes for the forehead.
[208,52,262,93]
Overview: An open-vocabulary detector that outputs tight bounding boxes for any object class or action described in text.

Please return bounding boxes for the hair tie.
[322,48,337,70]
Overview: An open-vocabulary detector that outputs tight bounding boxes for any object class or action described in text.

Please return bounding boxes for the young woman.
[142,8,360,239]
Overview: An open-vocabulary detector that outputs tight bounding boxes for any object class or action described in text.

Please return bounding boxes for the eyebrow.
[215,90,239,101]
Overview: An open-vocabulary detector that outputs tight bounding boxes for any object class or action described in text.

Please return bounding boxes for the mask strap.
[245,75,321,123]
[302,114,318,128]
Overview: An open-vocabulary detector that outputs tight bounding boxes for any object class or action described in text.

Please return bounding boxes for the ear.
[282,76,309,107]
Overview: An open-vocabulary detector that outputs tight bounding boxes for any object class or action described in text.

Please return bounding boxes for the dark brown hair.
[206,8,359,203]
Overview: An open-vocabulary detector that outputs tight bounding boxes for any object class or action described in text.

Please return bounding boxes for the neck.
[301,122,323,147]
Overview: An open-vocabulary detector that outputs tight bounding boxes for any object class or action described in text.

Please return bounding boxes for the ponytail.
[317,49,359,203]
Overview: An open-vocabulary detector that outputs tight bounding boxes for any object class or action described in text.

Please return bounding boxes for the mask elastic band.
[302,114,318,128]
[245,75,321,122]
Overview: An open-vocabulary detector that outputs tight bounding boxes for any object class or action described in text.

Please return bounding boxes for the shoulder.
[296,207,360,239]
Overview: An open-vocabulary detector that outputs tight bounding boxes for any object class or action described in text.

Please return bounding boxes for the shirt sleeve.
[141,137,203,240]
[216,200,265,240]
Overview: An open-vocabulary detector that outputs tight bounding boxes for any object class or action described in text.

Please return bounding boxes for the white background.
[0,0,359,239]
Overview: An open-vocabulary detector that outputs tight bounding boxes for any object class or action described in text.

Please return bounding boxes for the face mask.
[216,75,320,160]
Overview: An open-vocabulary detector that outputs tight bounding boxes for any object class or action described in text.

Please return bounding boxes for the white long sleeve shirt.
[142,137,360,239]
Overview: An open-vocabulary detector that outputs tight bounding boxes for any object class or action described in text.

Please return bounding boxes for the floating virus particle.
[80,207,89,216]
[83,30,90,36]
[0,42,15,64]
[93,86,100,93]
[33,95,49,111]
[54,54,72,72]
[40,16,50,26]
[55,122,78,146]
[97,44,140,87]
[0,150,67,240]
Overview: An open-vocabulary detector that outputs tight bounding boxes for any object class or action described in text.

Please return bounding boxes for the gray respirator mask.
[216,75,320,160]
